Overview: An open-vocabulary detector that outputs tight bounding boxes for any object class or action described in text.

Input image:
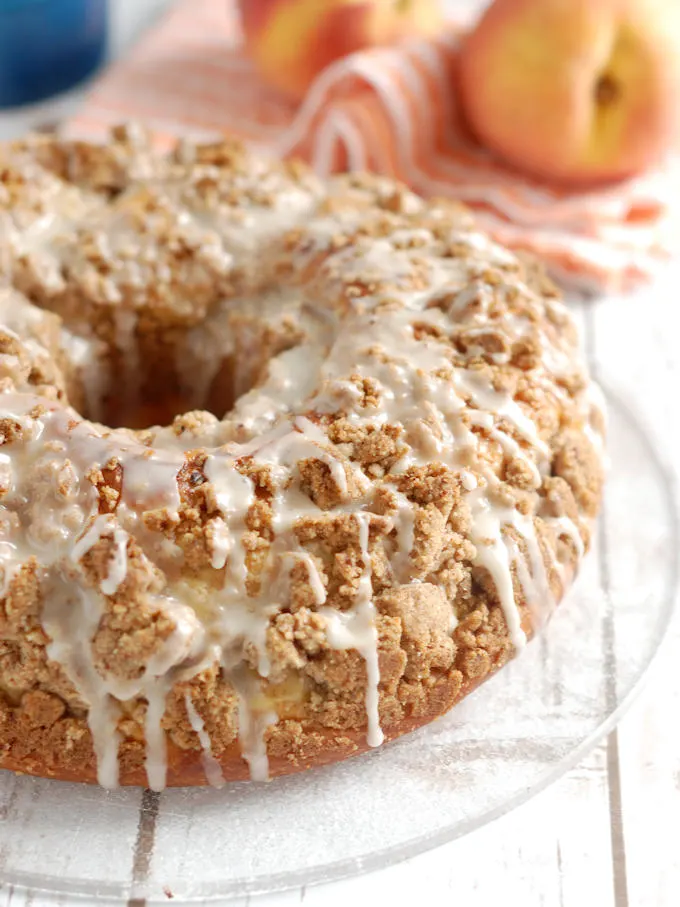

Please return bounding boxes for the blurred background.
[0,0,170,137]
[0,1,480,131]
[0,2,483,138]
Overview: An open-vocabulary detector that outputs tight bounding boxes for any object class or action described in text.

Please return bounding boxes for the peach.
[238,0,444,102]
[458,0,680,186]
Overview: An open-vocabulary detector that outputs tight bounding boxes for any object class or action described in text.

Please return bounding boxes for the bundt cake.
[0,125,605,788]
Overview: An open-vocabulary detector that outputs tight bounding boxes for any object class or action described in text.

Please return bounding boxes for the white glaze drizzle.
[207,515,230,570]
[506,519,554,629]
[320,513,384,748]
[42,580,122,788]
[204,453,254,589]
[184,692,225,788]
[467,486,527,649]
[232,667,277,783]
[70,514,129,596]
[550,515,585,563]
[390,489,416,582]
[291,550,327,605]
[144,678,171,792]
[100,527,129,595]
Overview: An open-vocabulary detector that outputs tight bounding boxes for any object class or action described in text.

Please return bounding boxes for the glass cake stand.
[0,387,677,903]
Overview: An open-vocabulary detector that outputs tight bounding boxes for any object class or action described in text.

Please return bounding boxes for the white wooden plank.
[242,745,614,907]
[617,642,680,907]
[591,267,680,907]
[590,264,680,907]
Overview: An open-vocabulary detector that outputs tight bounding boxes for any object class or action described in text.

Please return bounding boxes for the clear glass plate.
[1,387,677,904]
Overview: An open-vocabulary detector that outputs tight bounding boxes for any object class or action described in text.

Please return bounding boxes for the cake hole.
[105,391,229,432]
[51,293,301,432]
[75,343,240,431]
[594,73,619,107]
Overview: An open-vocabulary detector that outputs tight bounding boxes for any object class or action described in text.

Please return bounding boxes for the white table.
[0,2,678,905]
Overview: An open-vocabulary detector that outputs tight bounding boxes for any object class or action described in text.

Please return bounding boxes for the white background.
[0,2,678,905]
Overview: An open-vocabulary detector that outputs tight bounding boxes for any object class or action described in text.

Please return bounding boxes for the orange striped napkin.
[67,0,680,293]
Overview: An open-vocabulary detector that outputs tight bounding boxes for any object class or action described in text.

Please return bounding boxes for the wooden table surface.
[0,2,678,904]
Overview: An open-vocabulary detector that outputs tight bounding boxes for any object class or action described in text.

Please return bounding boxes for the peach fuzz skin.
[238,0,443,102]
[458,0,680,187]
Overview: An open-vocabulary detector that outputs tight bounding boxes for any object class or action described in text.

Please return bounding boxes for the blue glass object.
[0,0,108,108]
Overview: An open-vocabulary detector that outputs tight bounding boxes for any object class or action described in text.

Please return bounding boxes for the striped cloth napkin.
[67,0,680,293]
